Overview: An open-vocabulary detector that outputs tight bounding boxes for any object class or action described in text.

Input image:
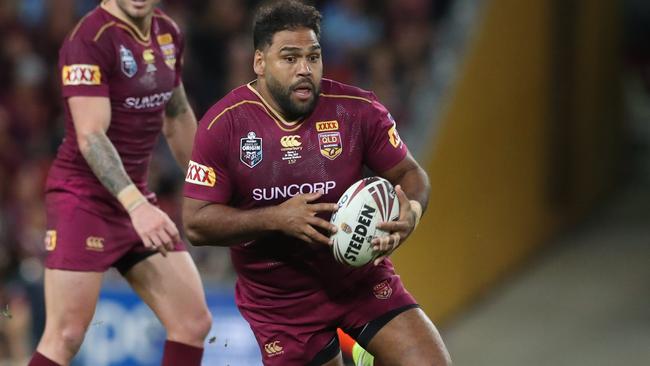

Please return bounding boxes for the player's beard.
[266,75,320,121]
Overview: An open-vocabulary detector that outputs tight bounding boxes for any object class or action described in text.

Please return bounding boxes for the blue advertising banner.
[74,285,262,366]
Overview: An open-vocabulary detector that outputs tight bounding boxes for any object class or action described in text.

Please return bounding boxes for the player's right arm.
[183,193,337,247]
[69,96,180,255]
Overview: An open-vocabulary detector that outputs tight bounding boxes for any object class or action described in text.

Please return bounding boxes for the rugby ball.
[330,177,400,267]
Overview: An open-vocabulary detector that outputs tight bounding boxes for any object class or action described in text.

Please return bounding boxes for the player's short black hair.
[252,0,322,51]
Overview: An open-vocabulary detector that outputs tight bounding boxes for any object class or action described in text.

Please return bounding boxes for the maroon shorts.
[44,190,186,273]
[236,273,417,365]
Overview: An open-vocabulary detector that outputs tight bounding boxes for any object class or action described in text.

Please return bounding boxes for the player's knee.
[170,307,212,342]
[59,324,88,354]
[193,309,213,339]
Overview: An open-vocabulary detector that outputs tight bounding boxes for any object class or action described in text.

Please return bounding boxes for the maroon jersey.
[184,79,408,298]
[47,5,184,209]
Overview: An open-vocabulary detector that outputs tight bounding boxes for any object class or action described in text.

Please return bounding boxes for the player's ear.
[253,50,265,76]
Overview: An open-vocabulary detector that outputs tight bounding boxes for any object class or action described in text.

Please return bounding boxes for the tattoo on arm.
[82,132,133,196]
[165,86,189,118]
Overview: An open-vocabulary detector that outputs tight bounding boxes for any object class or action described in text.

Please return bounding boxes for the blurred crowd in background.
[2,0,646,364]
[624,0,650,182]
[0,0,450,362]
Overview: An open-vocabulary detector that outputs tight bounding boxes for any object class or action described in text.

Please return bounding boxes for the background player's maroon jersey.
[47,5,184,209]
[185,79,408,301]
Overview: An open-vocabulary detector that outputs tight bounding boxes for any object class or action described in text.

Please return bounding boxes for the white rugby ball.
[330,177,400,267]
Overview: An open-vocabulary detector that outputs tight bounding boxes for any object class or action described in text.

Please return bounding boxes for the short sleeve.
[59,35,113,97]
[363,96,408,173]
[183,110,233,203]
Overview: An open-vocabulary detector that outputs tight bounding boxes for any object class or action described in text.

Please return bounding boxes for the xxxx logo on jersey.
[315,120,338,132]
[62,64,101,86]
[185,160,216,187]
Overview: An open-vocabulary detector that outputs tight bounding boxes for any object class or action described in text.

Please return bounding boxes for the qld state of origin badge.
[240,131,263,168]
[119,45,137,78]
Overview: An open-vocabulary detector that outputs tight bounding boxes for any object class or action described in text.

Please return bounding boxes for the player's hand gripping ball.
[330,177,399,267]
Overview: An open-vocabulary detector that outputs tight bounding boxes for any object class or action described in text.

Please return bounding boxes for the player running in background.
[182,1,451,365]
[28,1,212,365]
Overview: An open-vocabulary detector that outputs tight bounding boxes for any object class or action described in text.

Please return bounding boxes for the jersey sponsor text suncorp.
[252,181,336,201]
[124,91,173,109]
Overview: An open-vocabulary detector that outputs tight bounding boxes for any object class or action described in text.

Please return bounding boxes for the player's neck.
[102,0,153,39]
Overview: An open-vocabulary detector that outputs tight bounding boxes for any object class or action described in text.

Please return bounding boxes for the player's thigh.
[123,252,211,339]
[366,307,451,366]
[42,268,103,333]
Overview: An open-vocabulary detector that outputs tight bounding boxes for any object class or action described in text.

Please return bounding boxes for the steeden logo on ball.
[330,177,399,267]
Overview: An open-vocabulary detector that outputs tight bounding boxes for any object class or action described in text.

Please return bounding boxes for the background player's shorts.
[236,273,417,365]
[44,190,186,273]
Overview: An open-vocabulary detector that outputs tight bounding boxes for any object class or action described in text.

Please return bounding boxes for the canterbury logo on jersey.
[264,341,284,357]
[62,64,101,86]
[253,181,336,201]
[280,135,302,148]
[85,236,105,252]
[142,49,155,63]
[185,160,216,187]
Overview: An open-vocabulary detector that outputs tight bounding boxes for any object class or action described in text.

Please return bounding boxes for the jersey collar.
[100,1,152,43]
[246,81,303,127]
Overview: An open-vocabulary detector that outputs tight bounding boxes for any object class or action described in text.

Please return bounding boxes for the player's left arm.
[163,83,197,170]
[373,153,430,265]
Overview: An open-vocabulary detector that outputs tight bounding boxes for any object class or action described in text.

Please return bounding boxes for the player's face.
[115,0,160,19]
[257,28,323,120]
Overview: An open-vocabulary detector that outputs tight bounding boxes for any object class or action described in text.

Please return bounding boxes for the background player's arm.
[163,83,197,170]
[69,96,132,194]
[183,193,338,247]
[372,152,430,264]
[69,96,180,255]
